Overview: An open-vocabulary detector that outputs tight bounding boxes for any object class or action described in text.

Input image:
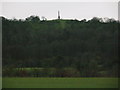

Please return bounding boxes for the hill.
[2,16,119,77]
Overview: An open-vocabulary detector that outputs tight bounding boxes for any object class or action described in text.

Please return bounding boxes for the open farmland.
[3,78,118,88]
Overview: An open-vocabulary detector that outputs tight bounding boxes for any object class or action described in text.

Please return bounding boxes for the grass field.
[2,77,118,88]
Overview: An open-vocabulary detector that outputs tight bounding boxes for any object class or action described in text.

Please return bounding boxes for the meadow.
[3,77,118,88]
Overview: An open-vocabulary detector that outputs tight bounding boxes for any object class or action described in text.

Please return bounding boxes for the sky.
[0,2,118,20]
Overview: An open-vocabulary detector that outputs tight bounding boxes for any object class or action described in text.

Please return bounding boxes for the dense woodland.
[2,16,119,77]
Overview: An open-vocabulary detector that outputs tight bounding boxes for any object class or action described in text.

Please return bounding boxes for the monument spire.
[58,11,60,19]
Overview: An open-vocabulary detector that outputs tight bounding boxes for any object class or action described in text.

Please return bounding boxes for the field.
[2,77,118,88]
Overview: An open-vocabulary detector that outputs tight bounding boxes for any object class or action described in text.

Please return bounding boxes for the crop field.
[2,77,118,88]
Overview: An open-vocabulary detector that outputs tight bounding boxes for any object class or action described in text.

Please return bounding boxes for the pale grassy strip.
[2,77,118,88]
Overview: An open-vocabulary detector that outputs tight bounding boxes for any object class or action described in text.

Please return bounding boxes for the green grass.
[3,77,118,88]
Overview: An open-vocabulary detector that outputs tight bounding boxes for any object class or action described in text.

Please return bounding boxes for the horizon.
[1,15,118,22]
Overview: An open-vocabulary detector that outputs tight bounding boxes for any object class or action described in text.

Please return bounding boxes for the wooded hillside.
[2,16,119,77]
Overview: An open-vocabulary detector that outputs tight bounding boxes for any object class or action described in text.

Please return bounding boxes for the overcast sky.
[1,2,118,20]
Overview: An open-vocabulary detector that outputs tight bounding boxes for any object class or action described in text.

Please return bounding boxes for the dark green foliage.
[2,16,119,77]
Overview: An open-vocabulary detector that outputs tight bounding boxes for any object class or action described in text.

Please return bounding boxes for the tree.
[26,15,40,22]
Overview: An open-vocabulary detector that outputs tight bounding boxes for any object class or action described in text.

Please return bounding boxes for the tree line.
[2,16,119,77]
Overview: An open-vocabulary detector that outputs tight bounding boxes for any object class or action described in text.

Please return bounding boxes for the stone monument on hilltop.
[58,11,60,19]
